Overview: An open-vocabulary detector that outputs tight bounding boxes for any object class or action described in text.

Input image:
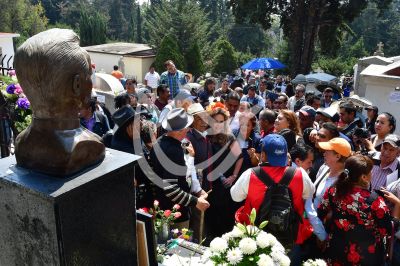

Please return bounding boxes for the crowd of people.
[81,59,400,266]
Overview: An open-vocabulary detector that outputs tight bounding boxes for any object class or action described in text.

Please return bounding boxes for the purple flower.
[17,98,30,110]
[6,84,16,94]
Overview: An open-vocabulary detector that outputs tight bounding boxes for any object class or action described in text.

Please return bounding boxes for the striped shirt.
[371,158,399,190]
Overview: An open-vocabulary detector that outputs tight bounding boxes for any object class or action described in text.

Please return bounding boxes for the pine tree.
[212,39,237,74]
[79,10,107,46]
[136,5,142,43]
[154,35,185,71]
[185,41,204,78]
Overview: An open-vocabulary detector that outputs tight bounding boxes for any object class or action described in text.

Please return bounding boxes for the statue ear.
[73,74,81,96]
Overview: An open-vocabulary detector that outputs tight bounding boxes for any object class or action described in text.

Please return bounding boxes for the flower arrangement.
[201,208,290,266]
[0,75,32,133]
[171,228,193,241]
[138,200,182,234]
[303,259,327,266]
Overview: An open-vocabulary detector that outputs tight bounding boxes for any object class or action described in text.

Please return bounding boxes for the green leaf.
[236,223,246,233]
[259,221,268,229]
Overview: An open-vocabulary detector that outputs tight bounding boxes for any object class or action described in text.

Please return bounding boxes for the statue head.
[13,29,105,176]
[14,28,92,119]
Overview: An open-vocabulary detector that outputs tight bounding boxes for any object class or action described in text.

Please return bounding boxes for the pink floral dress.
[318,186,392,266]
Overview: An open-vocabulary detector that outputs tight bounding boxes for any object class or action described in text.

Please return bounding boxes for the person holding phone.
[318,155,393,266]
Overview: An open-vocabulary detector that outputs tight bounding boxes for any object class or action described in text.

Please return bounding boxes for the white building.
[0,32,20,71]
[83,42,155,83]
[361,60,400,135]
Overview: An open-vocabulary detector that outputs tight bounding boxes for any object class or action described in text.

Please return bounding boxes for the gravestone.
[0,148,139,265]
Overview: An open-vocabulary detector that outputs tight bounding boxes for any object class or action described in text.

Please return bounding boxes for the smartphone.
[374,189,385,197]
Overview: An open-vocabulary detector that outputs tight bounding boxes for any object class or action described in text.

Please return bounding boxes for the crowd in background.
[81,60,400,266]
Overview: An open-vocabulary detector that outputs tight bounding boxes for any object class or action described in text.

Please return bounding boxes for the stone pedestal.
[0,148,140,265]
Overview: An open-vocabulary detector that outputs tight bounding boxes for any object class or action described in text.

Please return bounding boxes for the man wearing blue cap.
[231,134,314,261]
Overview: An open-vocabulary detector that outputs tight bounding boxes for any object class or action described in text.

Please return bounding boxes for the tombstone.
[353,56,394,97]
[361,60,400,135]
[0,29,138,265]
[94,73,125,114]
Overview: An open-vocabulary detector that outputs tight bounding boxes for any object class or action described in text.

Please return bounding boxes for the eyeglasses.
[274,101,283,104]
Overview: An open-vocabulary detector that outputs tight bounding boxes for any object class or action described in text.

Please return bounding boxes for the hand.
[223,175,237,187]
[196,196,210,211]
[247,148,256,158]
[309,129,318,143]
[196,190,208,198]
[185,142,195,157]
[381,188,400,205]
[362,138,375,152]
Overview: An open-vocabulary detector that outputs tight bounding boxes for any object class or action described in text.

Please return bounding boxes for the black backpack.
[253,166,300,248]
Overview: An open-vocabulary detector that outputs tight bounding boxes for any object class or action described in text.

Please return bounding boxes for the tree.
[79,10,107,46]
[136,5,142,43]
[108,0,128,40]
[144,0,211,60]
[229,0,393,76]
[185,41,204,78]
[0,0,48,46]
[227,23,268,56]
[212,39,237,74]
[154,35,185,71]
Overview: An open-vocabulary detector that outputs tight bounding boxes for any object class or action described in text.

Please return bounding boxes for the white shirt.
[184,155,202,194]
[144,71,160,89]
[288,95,305,111]
[230,167,315,203]
[304,164,337,241]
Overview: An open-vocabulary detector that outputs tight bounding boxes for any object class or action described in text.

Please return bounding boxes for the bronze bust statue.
[14,29,105,176]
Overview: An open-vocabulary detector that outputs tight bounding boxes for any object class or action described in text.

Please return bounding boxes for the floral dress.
[317,186,392,266]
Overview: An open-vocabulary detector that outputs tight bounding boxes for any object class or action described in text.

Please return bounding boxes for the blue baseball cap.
[262,134,288,167]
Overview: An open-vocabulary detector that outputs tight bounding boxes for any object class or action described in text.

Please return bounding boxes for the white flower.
[238,237,257,255]
[209,237,228,254]
[231,226,244,238]
[226,248,243,265]
[256,231,278,248]
[314,259,327,266]
[304,259,327,266]
[246,225,258,235]
[257,254,274,266]
[201,249,213,261]
[271,249,290,266]
[222,232,232,241]
[271,242,284,253]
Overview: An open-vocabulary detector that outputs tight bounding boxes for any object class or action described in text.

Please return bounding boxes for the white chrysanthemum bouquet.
[303,259,327,266]
[201,208,290,266]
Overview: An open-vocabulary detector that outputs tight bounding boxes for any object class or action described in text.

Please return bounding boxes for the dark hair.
[164,60,174,67]
[278,128,296,151]
[113,65,118,70]
[156,84,169,96]
[306,95,320,106]
[380,112,396,133]
[334,155,373,199]
[259,109,277,123]
[114,93,130,109]
[87,98,97,113]
[248,85,257,91]
[227,91,241,102]
[204,78,216,90]
[339,102,357,116]
[290,144,313,162]
[321,122,340,138]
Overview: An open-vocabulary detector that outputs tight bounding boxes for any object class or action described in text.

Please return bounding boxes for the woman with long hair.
[274,109,303,150]
[318,155,394,266]
[204,102,243,243]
